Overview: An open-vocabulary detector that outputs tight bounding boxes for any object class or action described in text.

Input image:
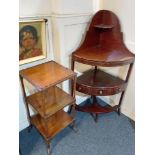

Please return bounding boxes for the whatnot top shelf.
[20,61,76,91]
[31,110,74,141]
[27,86,75,119]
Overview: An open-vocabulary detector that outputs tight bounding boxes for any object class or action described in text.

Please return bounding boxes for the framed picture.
[19,19,47,65]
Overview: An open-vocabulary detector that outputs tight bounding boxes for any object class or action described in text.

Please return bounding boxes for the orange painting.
[19,20,47,65]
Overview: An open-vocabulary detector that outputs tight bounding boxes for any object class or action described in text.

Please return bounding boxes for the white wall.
[51,0,94,14]
[99,0,135,120]
[100,0,135,48]
[19,0,52,17]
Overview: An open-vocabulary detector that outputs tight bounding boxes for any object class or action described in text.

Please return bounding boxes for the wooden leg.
[90,113,99,122]
[71,59,75,96]
[69,104,78,132]
[46,140,51,155]
[117,91,125,116]
[68,105,73,114]
[117,107,121,116]
[27,124,33,133]
[91,96,99,122]
[94,114,98,122]
[70,120,78,133]
[116,63,134,115]
[71,104,77,117]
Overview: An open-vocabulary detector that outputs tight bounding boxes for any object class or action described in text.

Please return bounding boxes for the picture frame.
[19,19,47,65]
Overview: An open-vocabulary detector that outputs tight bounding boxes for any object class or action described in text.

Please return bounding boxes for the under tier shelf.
[76,104,118,114]
[75,97,119,114]
[76,69,127,96]
[27,86,75,119]
[31,110,74,141]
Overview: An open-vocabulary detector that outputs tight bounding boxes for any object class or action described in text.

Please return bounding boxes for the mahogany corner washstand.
[71,10,135,122]
[19,61,77,155]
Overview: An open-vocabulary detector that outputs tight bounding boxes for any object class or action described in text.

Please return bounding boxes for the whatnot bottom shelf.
[31,110,74,141]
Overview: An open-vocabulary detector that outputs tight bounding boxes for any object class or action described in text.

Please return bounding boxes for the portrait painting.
[19,19,47,65]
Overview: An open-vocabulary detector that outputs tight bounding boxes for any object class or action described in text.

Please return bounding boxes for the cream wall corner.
[99,0,135,120]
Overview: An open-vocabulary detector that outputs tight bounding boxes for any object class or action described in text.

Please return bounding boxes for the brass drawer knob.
[99,90,103,94]
[78,87,82,90]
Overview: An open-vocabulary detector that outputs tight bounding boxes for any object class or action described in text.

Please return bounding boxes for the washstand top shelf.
[93,24,114,29]
[72,10,135,67]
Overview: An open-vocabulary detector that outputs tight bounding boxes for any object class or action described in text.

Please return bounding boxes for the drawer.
[95,87,125,96]
[76,83,126,96]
